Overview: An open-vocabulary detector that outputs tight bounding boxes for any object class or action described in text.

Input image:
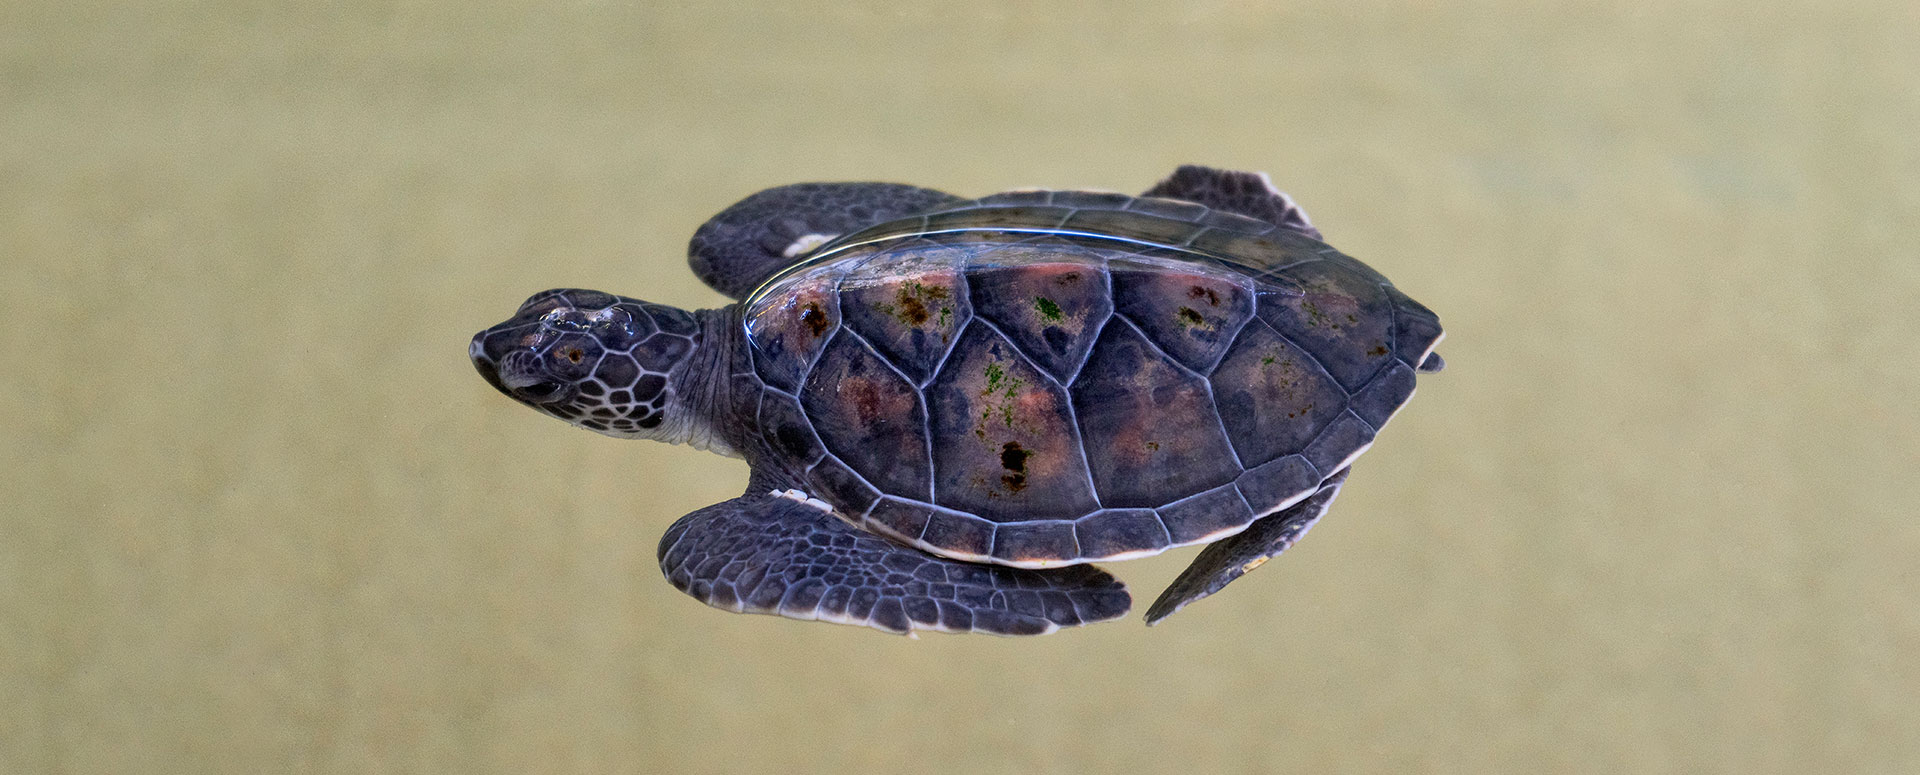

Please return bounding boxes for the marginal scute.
[1349,360,1417,429]
[1123,196,1210,222]
[1073,509,1170,559]
[864,497,932,543]
[922,511,994,559]
[1386,284,1445,369]
[926,324,1100,520]
[1048,190,1134,210]
[1233,454,1321,516]
[992,521,1080,566]
[1071,321,1240,508]
[922,206,1064,233]
[1301,411,1378,476]
[807,456,881,516]
[1060,206,1208,247]
[1209,319,1348,465]
[973,190,1054,207]
[1154,483,1255,544]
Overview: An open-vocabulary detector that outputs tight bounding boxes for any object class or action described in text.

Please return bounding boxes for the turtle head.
[470,288,702,440]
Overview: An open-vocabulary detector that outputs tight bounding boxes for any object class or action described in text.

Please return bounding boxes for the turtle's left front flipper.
[658,491,1132,637]
[1144,469,1351,625]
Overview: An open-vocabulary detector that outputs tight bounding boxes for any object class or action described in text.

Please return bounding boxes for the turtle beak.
[470,331,509,394]
[490,348,578,405]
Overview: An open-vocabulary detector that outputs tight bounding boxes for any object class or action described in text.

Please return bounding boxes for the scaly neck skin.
[664,305,751,458]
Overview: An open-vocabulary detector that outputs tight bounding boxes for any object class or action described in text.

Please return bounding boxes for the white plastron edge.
[782,233,837,258]
[769,488,835,513]
[1254,170,1316,232]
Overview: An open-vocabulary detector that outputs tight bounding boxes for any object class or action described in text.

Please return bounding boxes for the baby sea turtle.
[470,165,1444,636]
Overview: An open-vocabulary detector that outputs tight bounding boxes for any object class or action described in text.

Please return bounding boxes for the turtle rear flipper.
[1144,468,1350,625]
[688,182,960,299]
[1143,164,1321,240]
[658,489,1132,637]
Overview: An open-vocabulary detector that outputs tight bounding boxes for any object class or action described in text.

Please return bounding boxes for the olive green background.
[5,2,1915,773]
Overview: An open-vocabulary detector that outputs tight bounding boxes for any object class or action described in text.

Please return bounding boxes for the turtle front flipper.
[1143,164,1322,240]
[688,182,961,299]
[657,489,1131,637]
[1144,468,1351,625]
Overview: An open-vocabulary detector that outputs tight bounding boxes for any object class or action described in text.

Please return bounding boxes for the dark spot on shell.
[1368,344,1389,357]
[800,303,829,337]
[897,291,929,325]
[560,347,585,364]
[1041,326,1071,354]
[999,441,1029,471]
[1055,272,1082,286]
[1177,307,1204,326]
[999,442,1030,492]
[1188,286,1220,306]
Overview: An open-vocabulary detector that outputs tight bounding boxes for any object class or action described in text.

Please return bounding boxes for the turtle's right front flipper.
[658,491,1131,637]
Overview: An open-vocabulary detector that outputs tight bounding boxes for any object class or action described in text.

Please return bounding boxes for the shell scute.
[1209,319,1349,465]
[756,389,824,467]
[921,511,994,560]
[1154,483,1254,544]
[799,332,931,500]
[1073,509,1170,559]
[1233,454,1321,516]
[1110,259,1255,373]
[1071,320,1241,508]
[1254,259,1397,391]
[1122,195,1210,222]
[1059,206,1207,246]
[966,246,1113,383]
[926,324,1099,520]
[992,522,1080,566]
[745,268,842,392]
[1300,411,1377,476]
[837,246,972,384]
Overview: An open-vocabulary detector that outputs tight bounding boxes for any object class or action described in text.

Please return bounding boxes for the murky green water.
[6,2,1916,772]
